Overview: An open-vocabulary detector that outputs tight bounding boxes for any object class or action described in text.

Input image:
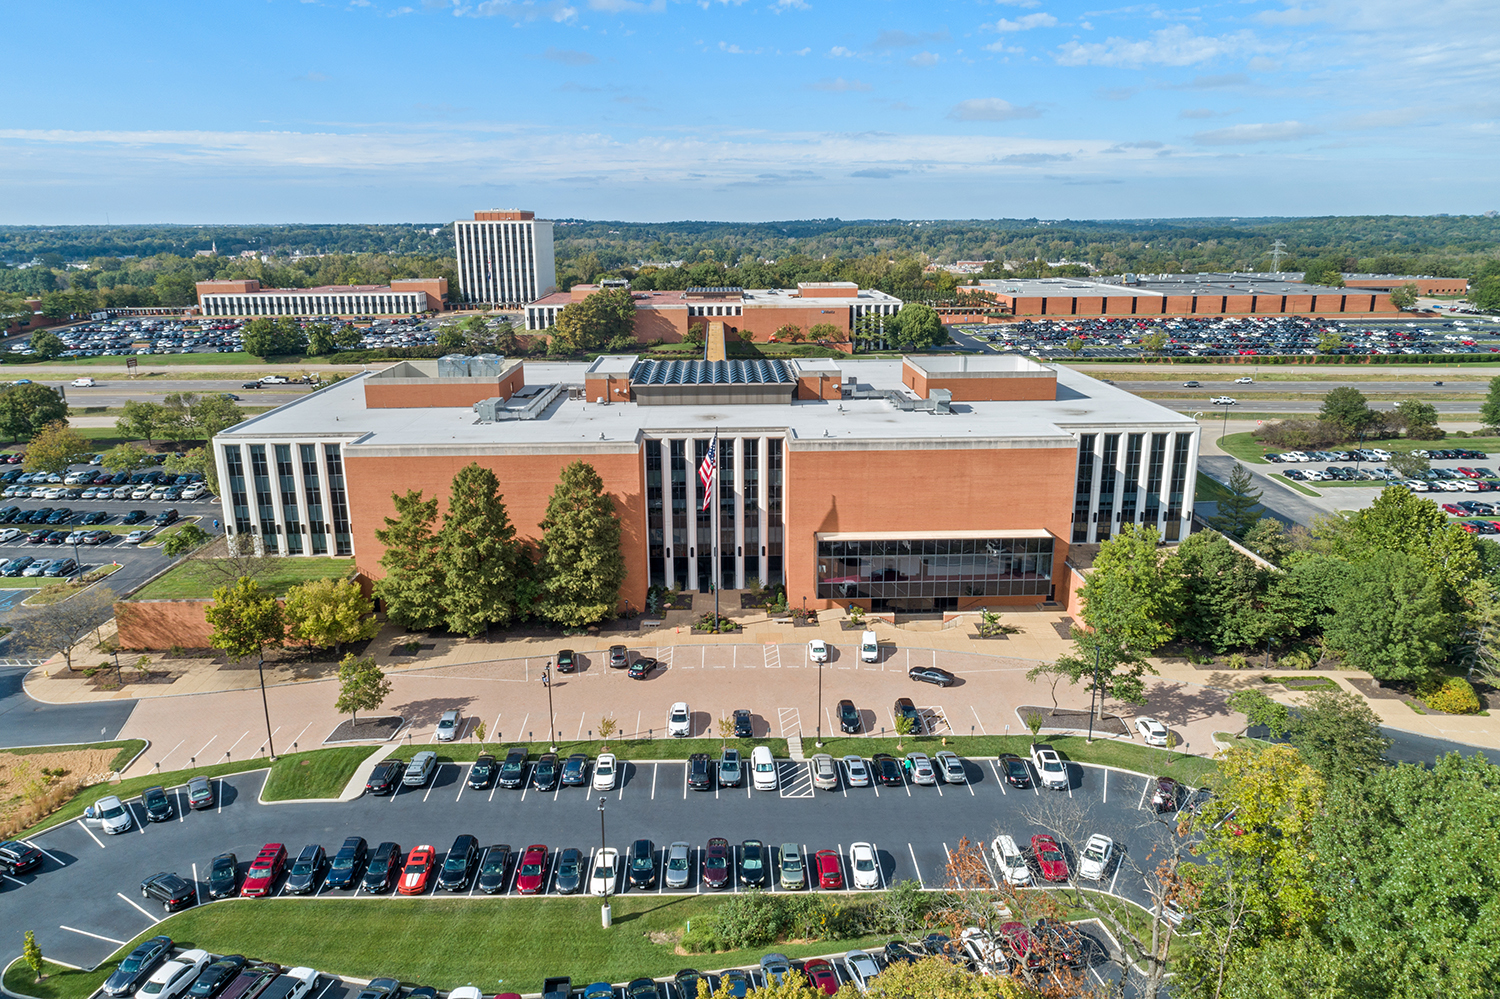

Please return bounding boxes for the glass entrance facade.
[815,536,1054,610]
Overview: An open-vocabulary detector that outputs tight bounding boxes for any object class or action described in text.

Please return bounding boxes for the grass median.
[5,896,894,999]
[132,557,354,599]
[395,738,791,763]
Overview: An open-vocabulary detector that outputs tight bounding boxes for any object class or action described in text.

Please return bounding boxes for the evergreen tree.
[438,463,521,636]
[373,490,447,630]
[1210,462,1264,538]
[536,460,626,628]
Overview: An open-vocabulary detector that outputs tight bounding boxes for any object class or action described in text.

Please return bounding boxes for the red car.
[240,843,286,897]
[1030,834,1069,882]
[703,838,730,891]
[815,849,844,890]
[515,844,549,894]
[802,959,839,995]
[397,844,435,895]
[1442,504,1464,515]
[1000,922,1046,970]
[1458,467,1479,478]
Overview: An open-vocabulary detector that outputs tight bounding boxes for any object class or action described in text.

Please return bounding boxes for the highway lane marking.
[116,892,161,924]
[24,841,65,866]
[970,705,987,735]
[76,817,105,848]
[59,926,126,945]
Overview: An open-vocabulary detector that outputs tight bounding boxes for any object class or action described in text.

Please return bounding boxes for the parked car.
[554,847,584,895]
[101,936,173,997]
[516,843,550,894]
[903,752,937,786]
[842,755,870,787]
[1151,775,1184,813]
[1135,717,1169,746]
[703,838,731,890]
[1030,834,1069,882]
[607,645,628,669]
[807,639,828,662]
[140,871,196,911]
[871,753,904,787]
[590,847,619,896]
[397,844,436,895]
[991,835,1032,887]
[561,753,590,786]
[592,752,618,791]
[365,758,404,795]
[283,844,326,895]
[434,709,460,742]
[531,752,561,791]
[361,841,403,893]
[499,746,529,789]
[142,785,173,823]
[733,708,753,738]
[738,839,767,888]
[779,843,807,890]
[688,752,714,791]
[908,664,955,686]
[402,751,437,786]
[837,699,861,733]
[0,840,43,875]
[467,753,497,789]
[207,853,239,898]
[475,844,514,894]
[668,701,692,737]
[810,753,839,791]
[135,950,211,999]
[893,697,923,734]
[718,748,743,787]
[324,837,367,890]
[849,842,880,890]
[1079,834,1115,881]
[89,794,134,834]
[1030,743,1069,790]
[815,849,844,890]
[189,957,248,999]
[934,750,967,784]
[240,843,287,897]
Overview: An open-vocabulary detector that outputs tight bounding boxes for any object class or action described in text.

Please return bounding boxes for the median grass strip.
[397,738,791,763]
[132,556,354,599]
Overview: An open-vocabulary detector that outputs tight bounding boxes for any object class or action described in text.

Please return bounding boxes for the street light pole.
[598,798,611,928]
[815,653,824,748]
[1086,640,1101,744]
[543,660,556,752]
[256,652,277,761]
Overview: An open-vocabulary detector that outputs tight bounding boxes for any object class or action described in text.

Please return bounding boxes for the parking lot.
[10,315,442,360]
[6,740,1185,999]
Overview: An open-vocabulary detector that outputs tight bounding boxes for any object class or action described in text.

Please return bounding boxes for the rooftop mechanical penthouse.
[213,353,1197,614]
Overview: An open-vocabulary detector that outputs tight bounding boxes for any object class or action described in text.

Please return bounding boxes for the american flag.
[698,437,717,511]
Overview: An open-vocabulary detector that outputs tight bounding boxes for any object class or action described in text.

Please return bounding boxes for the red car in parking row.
[240,844,286,897]
[1029,834,1069,882]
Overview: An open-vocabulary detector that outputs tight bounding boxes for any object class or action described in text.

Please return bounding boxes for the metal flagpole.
[712,431,720,629]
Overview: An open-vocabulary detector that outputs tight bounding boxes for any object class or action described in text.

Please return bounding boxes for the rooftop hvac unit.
[471,353,504,377]
[438,354,471,377]
[930,388,952,414]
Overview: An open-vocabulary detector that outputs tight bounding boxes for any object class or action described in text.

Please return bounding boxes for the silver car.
[842,755,870,787]
[811,753,839,791]
[665,841,691,889]
[904,752,937,786]
[403,750,437,786]
[845,950,880,994]
[934,750,967,784]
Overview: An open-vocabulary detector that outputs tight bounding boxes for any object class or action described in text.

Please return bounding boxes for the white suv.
[1030,743,1069,790]
[667,701,691,737]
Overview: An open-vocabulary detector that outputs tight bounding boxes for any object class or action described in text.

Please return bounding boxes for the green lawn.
[132,556,354,599]
[1195,471,1236,506]
[5,896,895,999]
[2,739,145,773]
[16,745,370,839]
[0,578,42,589]
[1215,433,1273,464]
[136,517,202,549]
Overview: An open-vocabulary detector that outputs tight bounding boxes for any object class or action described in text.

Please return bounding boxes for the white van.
[860,630,879,663]
[71,377,96,387]
[751,746,778,791]
[991,835,1031,886]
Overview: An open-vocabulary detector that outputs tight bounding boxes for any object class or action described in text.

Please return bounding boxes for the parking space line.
[1101,769,1107,804]
[1109,862,1122,897]
[2,874,24,886]
[157,738,185,770]
[875,842,887,889]
[988,758,1006,794]
[289,721,315,750]
[129,801,147,833]
[192,862,201,906]
[547,851,560,894]
[576,711,587,740]
[225,729,251,757]
[1137,780,1151,811]
[651,763,658,800]
[192,735,217,761]
[906,843,922,887]
[836,844,849,893]
[59,926,126,946]
[23,841,64,866]
[970,705,987,735]
[116,892,161,923]
[683,763,688,800]
[456,765,470,802]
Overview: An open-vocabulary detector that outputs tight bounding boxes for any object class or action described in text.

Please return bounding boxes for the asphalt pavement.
[0,664,135,747]
[63,380,314,408]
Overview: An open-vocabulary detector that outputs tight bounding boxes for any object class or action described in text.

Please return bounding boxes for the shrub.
[1419,675,1482,714]
[1227,652,1249,670]
[1278,649,1315,670]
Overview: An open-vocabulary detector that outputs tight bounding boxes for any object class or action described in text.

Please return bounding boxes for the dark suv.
[325,836,367,890]
[142,785,173,823]
[498,746,528,789]
[437,834,480,892]
[0,840,44,875]
[365,758,404,795]
[283,843,327,895]
[838,699,861,733]
[140,871,196,911]
[362,841,402,893]
[627,839,656,890]
[687,753,713,791]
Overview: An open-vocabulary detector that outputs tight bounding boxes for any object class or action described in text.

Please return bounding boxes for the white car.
[1234,376,1254,384]
[1135,717,1169,746]
[807,639,828,663]
[1079,833,1115,881]
[275,969,319,999]
[135,950,210,999]
[182,485,206,500]
[990,834,1031,887]
[849,842,880,890]
[844,950,881,993]
[449,989,484,999]
[131,485,153,500]
[961,926,1009,976]
[667,701,691,737]
[124,530,150,545]
[91,794,134,834]
[904,752,936,786]
[842,755,870,787]
[1030,743,1069,790]
[0,528,20,543]
[934,750,966,784]
[592,753,618,791]
[590,847,619,896]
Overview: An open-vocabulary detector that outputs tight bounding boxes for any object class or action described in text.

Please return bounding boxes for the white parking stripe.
[970,705,987,735]
[23,841,64,866]
[59,926,126,945]
[456,765,470,802]
[1109,862,1123,896]
[217,778,224,814]
[289,721,315,750]
[129,801,147,833]
[176,788,185,822]
[157,739,185,769]
[650,763,658,800]
[906,843,922,887]
[1101,769,1108,804]
[2,874,25,886]
[989,758,1007,794]
[117,892,161,923]
[683,762,688,800]
[225,729,251,757]
[1137,779,1151,811]
[193,862,201,907]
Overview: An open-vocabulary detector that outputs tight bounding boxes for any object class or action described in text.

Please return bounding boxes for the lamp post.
[543,660,556,752]
[598,798,611,928]
[256,651,277,761]
[1086,639,1102,744]
[815,650,824,748]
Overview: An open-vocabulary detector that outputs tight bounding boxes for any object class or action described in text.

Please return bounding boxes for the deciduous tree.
[7,586,118,671]
[1323,550,1450,682]
[102,443,154,472]
[28,330,64,359]
[1481,375,1500,431]
[23,929,44,983]
[284,577,380,652]
[1387,282,1419,310]
[191,394,246,439]
[439,463,522,635]
[1077,523,1181,652]
[115,399,166,444]
[1286,687,1390,781]
[205,577,285,664]
[374,489,446,631]
[888,302,948,350]
[536,460,626,628]
[550,287,636,353]
[0,383,69,443]
[334,653,391,729]
[1317,385,1373,436]
[160,524,210,557]
[21,421,91,473]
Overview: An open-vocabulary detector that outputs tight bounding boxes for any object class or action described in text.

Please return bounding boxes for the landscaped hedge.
[1420,675,1483,714]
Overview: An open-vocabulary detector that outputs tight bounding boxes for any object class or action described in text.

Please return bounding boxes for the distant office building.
[195,278,447,317]
[453,210,556,307]
[964,273,1399,318]
[1338,274,1468,296]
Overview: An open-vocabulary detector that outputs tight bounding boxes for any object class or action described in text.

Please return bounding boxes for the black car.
[122,509,149,525]
[355,980,401,999]
[628,838,656,890]
[908,665,956,687]
[325,837,367,890]
[362,841,402,893]
[188,956,248,999]
[476,843,513,894]
[82,510,109,525]
[733,709,753,738]
[738,839,767,888]
[365,758,404,795]
[1,556,32,576]
[498,746,528,789]
[467,753,497,789]
[625,980,659,999]
[837,699,861,733]
[0,840,44,875]
[894,697,923,734]
[561,753,589,786]
[25,508,51,524]
[872,753,904,787]
[142,785,173,822]
[883,939,923,966]
[553,847,583,894]
[101,934,173,997]
[437,834,480,891]
[687,753,713,790]
[627,657,657,679]
[999,753,1032,789]
[46,508,72,525]
[284,843,326,894]
[155,508,179,526]
[556,648,576,673]
[207,852,239,898]
[26,529,48,544]
[673,970,718,999]
[532,752,560,791]
[140,871,196,911]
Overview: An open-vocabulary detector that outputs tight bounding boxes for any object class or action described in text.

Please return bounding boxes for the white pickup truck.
[1210,396,1237,406]
[258,375,290,385]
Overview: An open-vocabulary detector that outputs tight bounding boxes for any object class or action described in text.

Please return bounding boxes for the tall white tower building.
[453,210,557,307]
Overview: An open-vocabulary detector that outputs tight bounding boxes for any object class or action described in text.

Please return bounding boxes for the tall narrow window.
[249,445,278,553]
[767,438,784,585]
[742,438,760,583]
[300,444,327,555]
[324,444,352,556]
[1165,433,1192,541]
[718,438,736,589]
[275,445,302,554]
[1073,434,1096,543]
[223,445,252,536]
[670,439,689,589]
[1096,434,1120,543]
[1120,433,1143,526]
[645,440,665,587]
[1143,433,1167,526]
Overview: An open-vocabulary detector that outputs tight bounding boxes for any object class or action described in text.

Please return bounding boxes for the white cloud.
[1055,25,1266,67]
[806,77,871,92]
[986,13,1057,31]
[464,0,578,21]
[948,98,1043,121]
[1192,120,1320,144]
[828,45,854,57]
[908,51,941,67]
[793,46,811,55]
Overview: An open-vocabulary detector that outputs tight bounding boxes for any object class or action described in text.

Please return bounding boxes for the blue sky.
[2,0,1496,223]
